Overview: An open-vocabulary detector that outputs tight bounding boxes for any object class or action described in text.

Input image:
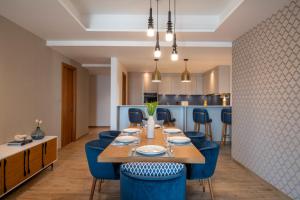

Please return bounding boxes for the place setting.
[111,135,140,146]
[130,144,174,158]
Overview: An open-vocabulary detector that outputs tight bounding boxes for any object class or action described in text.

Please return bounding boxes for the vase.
[147,116,155,139]
[31,126,45,140]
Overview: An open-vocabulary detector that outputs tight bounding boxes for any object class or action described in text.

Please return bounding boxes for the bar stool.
[193,108,213,141]
[128,108,147,127]
[221,108,232,145]
[156,108,176,127]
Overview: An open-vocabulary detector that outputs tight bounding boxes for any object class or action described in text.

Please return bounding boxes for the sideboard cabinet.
[0,136,57,197]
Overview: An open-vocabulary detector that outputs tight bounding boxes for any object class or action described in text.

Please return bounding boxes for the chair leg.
[208,178,214,200]
[98,179,103,192]
[209,123,213,141]
[89,178,97,200]
[200,179,205,192]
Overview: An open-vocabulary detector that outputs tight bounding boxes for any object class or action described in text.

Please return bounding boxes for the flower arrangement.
[35,119,43,127]
[146,101,158,116]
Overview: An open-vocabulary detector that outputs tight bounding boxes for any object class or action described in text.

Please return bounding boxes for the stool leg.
[221,123,225,145]
[194,123,197,131]
[224,124,227,144]
[209,123,213,141]
[204,123,208,139]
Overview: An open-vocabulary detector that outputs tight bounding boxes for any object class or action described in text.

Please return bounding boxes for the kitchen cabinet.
[143,73,158,93]
[203,66,231,94]
[0,136,57,198]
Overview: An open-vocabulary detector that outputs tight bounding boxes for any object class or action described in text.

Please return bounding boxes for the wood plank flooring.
[3,128,291,200]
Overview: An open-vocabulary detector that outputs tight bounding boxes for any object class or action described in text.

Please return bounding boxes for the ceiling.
[0,0,290,73]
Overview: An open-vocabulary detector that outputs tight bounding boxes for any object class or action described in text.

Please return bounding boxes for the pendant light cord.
[156,0,158,31]
[174,0,176,33]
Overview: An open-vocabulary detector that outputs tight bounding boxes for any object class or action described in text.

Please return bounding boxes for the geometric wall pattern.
[232,0,300,199]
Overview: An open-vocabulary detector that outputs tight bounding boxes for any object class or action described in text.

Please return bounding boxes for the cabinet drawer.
[4,152,26,191]
[27,144,43,176]
[44,138,57,166]
[0,160,3,195]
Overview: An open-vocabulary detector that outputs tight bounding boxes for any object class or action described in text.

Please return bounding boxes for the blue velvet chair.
[156,108,176,126]
[193,108,213,141]
[187,141,220,200]
[128,108,148,126]
[85,140,120,200]
[98,130,121,148]
[221,108,232,145]
[184,131,206,149]
[120,162,186,200]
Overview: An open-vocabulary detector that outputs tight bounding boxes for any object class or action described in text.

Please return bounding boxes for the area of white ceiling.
[0,0,291,73]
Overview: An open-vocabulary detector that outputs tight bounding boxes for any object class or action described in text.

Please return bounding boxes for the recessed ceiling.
[0,0,291,73]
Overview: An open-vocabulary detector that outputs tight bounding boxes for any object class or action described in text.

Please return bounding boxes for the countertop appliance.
[144,93,158,103]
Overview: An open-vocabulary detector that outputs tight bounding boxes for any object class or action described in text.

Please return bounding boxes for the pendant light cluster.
[147,0,178,61]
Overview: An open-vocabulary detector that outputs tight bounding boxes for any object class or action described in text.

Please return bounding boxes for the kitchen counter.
[117,105,231,142]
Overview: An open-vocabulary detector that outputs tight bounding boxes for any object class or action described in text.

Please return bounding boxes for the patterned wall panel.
[232,0,300,199]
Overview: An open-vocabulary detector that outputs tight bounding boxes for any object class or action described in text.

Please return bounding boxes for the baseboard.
[88,126,110,128]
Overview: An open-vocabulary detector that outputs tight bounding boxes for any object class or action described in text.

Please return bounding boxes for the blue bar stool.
[221,108,232,145]
[120,162,186,200]
[193,108,213,141]
[128,108,148,126]
[156,108,176,126]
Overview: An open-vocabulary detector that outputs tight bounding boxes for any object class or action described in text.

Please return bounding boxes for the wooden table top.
[97,128,205,164]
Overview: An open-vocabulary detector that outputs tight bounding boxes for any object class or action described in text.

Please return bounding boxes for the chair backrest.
[193,108,210,124]
[98,130,121,148]
[85,140,118,179]
[221,108,232,124]
[199,141,220,178]
[156,108,172,122]
[128,108,144,123]
[120,162,186,200]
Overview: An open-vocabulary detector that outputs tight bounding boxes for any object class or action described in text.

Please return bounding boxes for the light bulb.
[165,32,173,42]
[147,28,155,37]
[171,52,178,61]
[154,49,161,58]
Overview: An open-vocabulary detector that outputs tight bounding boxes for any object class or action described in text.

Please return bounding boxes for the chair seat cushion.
[121,162,184,177]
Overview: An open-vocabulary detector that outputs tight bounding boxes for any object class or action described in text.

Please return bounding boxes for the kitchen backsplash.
[158,94,230,105]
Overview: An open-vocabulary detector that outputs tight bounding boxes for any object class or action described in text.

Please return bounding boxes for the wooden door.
[44,138,57,167]
[61,63,76,147]
[4,152,26,192]
[122,72,127,105]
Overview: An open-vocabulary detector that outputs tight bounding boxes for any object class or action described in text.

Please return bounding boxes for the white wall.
[110,57,127,130]
[0,16,90,147]
[89,74,111,126]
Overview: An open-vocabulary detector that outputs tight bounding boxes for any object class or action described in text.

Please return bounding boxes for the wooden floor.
[4,128,291,200]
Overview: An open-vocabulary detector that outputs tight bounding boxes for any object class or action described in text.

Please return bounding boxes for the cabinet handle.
[27,150,30,174]
[24,151,27,176]
[42,143,45,168]
[4,159,7,193]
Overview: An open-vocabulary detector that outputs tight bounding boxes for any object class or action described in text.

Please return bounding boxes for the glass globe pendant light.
[165,0,173,42]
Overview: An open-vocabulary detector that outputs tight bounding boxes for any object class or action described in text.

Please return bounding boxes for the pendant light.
[154,0,161,58]
[171,0,178,61]
[181,59,191,82]
[152,59,161,82]
[165,0,173,42]
[147,0,154,37]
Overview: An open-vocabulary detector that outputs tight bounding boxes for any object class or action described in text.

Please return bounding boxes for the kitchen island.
[117,105,231,142]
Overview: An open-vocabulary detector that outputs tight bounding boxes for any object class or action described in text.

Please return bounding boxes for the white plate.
[115,136,138,144]
[163,128,182,134]
[123,128,140,134]
[136,145,167,156]
[155,124,161,128]
[168,136,191,144]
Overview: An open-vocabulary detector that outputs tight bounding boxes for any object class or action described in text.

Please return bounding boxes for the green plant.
[146,101,158,116]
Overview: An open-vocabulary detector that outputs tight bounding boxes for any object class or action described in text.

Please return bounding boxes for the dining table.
[97,127,205,164]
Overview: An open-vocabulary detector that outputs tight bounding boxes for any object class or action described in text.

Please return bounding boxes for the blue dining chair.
[120,162,186,200]
[85,140,120,200]
[184,131,206,149]
[193,108,213,141]
[98,130,121,148]
[187,141,220,200]
[128,108,148,126]
[156,108,176,126]
[221,108,232,145]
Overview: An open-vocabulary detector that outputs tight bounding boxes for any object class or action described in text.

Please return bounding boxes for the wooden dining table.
[97,128,205,164]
